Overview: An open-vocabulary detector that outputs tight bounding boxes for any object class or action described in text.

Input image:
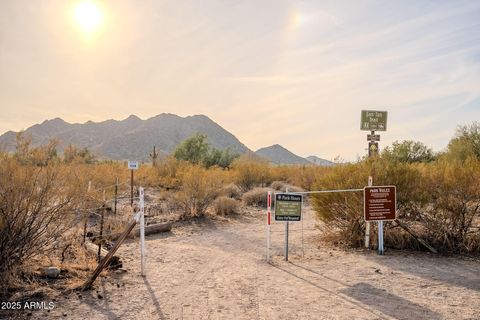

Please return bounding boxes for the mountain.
[305,155,334,167]
[255,144,311,165]
[0,114,250,160]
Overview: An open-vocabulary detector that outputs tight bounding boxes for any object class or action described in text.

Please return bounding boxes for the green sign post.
[361,110,388,131]
[361,109,388,255]
[275,193,302,261]
[274,194,302,221]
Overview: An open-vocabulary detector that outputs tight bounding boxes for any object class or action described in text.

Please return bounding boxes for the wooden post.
[83,181,92,244]
[114,177,118,215]
[98,190,106,262]
[82,216,139,291]
[130,169,134,207]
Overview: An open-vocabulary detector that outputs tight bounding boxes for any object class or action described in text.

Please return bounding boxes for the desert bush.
[174,165,225,219]
[233,155,272,190]
[152,156,182,190]
[415,157,480,252]
[173,134,239,168]
[445,121,480,161]
[14,133,59,166]
[311,154,480,253]
[220,183,243,200]
[270,181,286,191]
[242,187,273,207]
[0,155,80,292]
[213,196,240,216]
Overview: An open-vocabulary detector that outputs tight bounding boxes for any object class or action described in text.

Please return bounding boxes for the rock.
[43,267,61,278]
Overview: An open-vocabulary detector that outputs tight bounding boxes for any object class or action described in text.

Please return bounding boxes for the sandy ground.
[21,206,480,319]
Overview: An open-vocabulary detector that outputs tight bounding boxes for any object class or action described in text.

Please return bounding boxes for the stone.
[43,267,61,279]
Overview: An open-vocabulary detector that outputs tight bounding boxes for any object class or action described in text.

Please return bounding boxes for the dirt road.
[33,207,479,319]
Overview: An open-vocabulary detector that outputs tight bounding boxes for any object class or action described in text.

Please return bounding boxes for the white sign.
[128,161,139,170]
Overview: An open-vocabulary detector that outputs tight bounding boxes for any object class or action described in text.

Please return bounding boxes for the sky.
[0,0,479,161]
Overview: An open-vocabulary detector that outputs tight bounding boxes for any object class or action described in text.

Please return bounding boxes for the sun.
[73,1,103,34]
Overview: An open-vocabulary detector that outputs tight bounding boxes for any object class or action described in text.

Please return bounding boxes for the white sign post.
[266,191,272,263]
[128,161,139,206]
[139,187,146,276]
[128,161,139,170]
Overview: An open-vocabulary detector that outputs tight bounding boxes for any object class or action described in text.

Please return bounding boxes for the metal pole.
[285,221,289,261]
[267,191,272,263]
[378,221,384,255]
[301,195,305,257]
[285,188,289,261]
[365,176,372,248]
[130,170,134,207]
[139,187,146,276]
[114,177,118,215]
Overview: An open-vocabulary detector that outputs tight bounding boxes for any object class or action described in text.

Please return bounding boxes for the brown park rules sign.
[364,186,396,221]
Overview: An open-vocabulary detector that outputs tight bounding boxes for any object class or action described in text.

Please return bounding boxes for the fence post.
[365,176,372,248]
[285,188,289,261]
[114,177,118,215]
[130,170,134,207]
[139,187,146,276]
[83,181,92,244]
[98,189,105,262]
[266,191,272,263]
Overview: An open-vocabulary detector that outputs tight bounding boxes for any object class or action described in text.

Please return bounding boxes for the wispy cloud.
[0,0,479,160]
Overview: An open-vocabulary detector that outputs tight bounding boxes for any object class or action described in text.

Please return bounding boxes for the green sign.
[275,193,302,221]
[361,110,388,131]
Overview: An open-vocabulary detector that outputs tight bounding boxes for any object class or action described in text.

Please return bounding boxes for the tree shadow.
[273,262,442,320]
[340,282,441,320]
[363,251,480,292]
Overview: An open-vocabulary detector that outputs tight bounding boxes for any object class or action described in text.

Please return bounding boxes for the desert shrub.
[382,140,435,163]
[311,154,480,253]
[270,181,286,191]
[270,180,304,193]
[445,121,480,161]
[242,187,273,207]
[213,196,240,216]
[220,183,243,200]
[173,134,239,168]
[174,165,225,219]
[14,133,59,166]
[415,157,480,252]
[152,156,182,190]
[311,162,368,247]
[233,155,272,190]
[0,155,80,292]
[63,144,96,164]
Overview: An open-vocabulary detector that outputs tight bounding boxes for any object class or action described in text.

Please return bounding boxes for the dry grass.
[220,183,243,200]
[213,196,241,216]
[242,187,273,207]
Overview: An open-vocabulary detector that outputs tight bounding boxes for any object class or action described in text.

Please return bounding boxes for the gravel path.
[30,206,480,320]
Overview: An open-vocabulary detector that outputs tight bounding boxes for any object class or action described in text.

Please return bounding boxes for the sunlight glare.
[74,1,103,34]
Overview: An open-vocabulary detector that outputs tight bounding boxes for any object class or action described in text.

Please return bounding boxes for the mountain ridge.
[0,114,332,165]
[0,114,250,161]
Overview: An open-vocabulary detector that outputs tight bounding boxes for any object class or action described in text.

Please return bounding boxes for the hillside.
[255,144,312,165]
[306,155,334,167]
[0,114,250,160]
